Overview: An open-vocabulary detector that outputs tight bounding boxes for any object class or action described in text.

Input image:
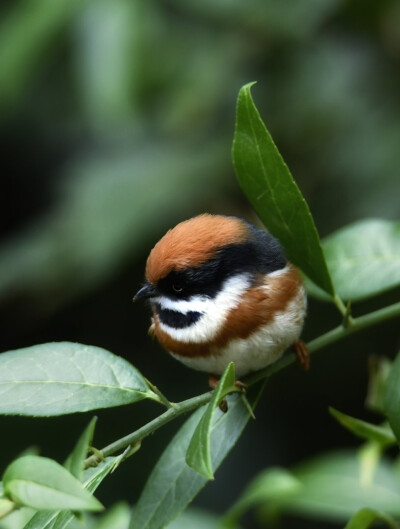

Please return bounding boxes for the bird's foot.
[208,374,219,390]
[292,339,310,371]
[208,374,247,391]
[208,374,247,413]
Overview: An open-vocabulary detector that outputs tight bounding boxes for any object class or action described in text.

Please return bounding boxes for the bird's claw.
[293,339,310,371]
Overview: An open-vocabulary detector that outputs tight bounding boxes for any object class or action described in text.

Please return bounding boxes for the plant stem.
[144,378,173,409]
[84,299,400,468]
[333,294,347,317]
[245,300,400,386]
[84,391,213,468]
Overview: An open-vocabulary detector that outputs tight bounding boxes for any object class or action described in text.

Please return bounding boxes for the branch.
[245,300,400,385]
[84,300,400,468]
[84,391,213,468]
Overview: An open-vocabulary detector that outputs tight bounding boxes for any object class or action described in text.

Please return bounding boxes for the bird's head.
[134,214,287,337]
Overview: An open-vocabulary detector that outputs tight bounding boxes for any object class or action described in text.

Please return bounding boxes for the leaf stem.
[144,378,173,409]
[333,293,350,321]
[84,299,400,468]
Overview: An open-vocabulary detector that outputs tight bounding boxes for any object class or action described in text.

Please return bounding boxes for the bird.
[134,214,308,380]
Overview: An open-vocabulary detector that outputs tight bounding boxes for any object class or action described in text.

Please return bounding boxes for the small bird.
[134,214,308,379]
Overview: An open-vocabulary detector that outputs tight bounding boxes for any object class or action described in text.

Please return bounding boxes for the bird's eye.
[172,284,183,293]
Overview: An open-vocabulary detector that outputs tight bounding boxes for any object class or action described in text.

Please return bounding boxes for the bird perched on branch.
[134,214,308,379]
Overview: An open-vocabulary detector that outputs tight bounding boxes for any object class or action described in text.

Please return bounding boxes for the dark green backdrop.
[1,1,400,527]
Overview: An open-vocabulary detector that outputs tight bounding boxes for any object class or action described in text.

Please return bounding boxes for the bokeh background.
[1,1,400,527]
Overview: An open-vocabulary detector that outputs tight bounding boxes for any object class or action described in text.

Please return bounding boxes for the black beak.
[133,282,157,302]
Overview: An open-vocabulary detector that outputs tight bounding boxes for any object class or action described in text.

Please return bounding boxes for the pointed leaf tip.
[233,82,335,297]
[186,362,237,479]
[3,456,103,512]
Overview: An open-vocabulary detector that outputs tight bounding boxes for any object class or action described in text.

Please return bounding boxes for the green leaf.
[167,507,233,529]
[91,502,130,529]
[366,356,392,414]
[3,456,103,512]
[24,506,71,529]
[329,408,396,447]
[0,342,156,416]
[306,219,400,302]
[232,82,335,297]
[64,417,97,480]
[131,387,259,529]
[229,451,400,524]
[23,456,119,529]
[186,362,237,479]
[286,451,400,521]
[222,468,300,528]
[344,508,397,529]
[385,350,400,443]
[0,498,15,519]
[0,507,34,529]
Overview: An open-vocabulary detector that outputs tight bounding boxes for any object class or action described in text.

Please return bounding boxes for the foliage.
[1,81,400,529]
[0,343,157,416]
[305,219,400,302]
[233,83,335,298]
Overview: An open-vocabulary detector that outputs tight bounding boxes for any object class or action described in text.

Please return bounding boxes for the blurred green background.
[1,1,400,527]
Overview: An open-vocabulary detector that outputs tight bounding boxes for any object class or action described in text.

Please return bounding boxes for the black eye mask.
[153,303,202,329]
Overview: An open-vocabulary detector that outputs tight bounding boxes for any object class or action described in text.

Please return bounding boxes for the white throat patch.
[151,274,251,343]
